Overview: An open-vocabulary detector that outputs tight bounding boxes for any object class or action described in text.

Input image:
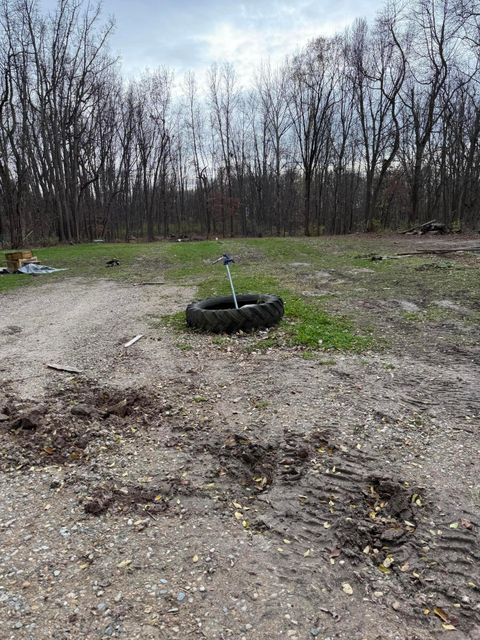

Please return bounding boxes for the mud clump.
[209,431,278,490]
[0,382,163,470]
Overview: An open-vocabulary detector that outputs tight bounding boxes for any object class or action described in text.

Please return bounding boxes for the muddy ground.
[0,237,479,640]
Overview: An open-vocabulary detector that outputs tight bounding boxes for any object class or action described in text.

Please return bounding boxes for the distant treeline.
[0,0,479,246]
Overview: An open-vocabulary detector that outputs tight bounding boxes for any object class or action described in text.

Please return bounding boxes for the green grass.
[2,236,478,354]
[159,268,372,351]
[0,242,169,293]
[284,295,372,350]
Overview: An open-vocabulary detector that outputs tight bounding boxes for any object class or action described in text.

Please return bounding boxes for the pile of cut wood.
[402,220,448,235]
[4,250,39,272]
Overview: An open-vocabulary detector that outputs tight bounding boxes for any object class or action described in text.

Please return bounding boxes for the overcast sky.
[40,0,386,85]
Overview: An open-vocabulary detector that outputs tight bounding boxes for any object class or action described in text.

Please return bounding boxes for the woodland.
[0,0,479,246]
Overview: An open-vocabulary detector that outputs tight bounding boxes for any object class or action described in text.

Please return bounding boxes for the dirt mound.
[0,382,168,469]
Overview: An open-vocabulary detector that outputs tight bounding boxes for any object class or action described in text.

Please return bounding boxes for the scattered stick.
[133,282,166,286]
[395,246,480,256]
[357,246,480,261]
[123,334,144,348]
[47,363,83,374]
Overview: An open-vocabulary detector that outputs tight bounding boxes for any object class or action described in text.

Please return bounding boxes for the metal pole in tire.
[213,254,239,309]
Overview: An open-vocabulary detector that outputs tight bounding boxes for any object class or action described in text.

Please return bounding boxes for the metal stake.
[225,262,238,309]
[213,254,239,309]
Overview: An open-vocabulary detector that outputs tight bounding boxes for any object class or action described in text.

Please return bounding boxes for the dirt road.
[0,276,479,639]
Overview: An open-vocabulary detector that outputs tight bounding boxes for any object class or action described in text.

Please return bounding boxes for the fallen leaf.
[433,607,450,624]
[303,549,312,557]
[383,555,394,569]
[192,555,199,563]
[342,582,353,595]
[460,518,472,529]
[442,624,456,631]
[234,511,243,520]
[449,522,459,529]
[232,501,242,509]
[323,522,332,529]
[283,539,291,544]
[242,520,249,529]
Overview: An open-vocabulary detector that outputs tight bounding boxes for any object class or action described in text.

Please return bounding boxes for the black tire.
[186,294,284,333]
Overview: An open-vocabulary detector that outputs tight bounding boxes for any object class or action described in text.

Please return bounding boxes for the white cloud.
[197,11,358,86]
[38,0,385,84]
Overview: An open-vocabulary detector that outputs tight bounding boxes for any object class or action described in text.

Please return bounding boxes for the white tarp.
[17,264,67,274]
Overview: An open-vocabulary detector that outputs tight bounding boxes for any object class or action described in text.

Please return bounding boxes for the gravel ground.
[0,270,479,640]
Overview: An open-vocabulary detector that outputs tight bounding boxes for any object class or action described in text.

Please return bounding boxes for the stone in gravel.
[310,629,321,638]
[177,592,186,602]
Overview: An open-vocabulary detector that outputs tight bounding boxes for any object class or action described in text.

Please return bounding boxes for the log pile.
[402,220,448,235]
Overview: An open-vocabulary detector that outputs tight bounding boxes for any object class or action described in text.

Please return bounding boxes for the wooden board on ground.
[123,334,144,348]
[47,363,83,374]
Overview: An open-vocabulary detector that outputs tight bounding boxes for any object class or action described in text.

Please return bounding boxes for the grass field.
[2,236,479,353]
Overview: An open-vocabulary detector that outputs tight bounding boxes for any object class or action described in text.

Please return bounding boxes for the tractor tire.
[186,294,284,333]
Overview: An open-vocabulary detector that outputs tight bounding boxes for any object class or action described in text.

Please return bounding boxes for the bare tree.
[288,37,338,236]
[348,11,405,230]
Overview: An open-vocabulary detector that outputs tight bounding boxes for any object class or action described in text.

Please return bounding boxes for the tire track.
[211,427,479,633]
